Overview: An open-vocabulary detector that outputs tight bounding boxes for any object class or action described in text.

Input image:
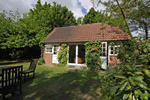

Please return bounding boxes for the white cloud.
[0,0,34,16]
[0,0,105,19]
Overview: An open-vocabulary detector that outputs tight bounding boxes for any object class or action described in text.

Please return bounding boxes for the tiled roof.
[42,23,131,43]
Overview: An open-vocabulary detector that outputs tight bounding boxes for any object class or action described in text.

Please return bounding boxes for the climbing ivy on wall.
[57,43,68,66]
[84,41,101,71]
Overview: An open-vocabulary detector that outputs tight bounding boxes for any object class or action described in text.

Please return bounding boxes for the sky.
[0,0,149,37]
[0,0,106,19]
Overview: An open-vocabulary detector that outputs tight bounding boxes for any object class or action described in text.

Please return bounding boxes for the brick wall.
[43,47,52,64]
[109,56,121,68]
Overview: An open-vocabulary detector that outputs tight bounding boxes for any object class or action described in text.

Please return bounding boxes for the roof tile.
[42,23,131,43]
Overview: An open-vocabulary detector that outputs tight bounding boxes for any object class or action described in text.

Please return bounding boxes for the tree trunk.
[144,23,148,39]
[115,0,133,38]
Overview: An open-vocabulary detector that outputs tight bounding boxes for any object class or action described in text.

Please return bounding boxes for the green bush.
[38,57,45,65]
[57,43,68,65]
[55,63,66,67]
[84,41,101,71]
[100,37,150,100]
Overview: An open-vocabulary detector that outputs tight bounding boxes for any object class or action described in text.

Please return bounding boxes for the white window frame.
[100,42,107,57]
[45,44,53,54]
[53,45,59,55]
[109,45,120,56]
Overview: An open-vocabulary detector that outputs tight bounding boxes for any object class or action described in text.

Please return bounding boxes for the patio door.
[100,42,107,70]
[52,45,59,64]
[68,45,76,64]
[78,45,85,64]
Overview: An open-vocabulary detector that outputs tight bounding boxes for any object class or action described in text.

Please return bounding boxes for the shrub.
[100,37,150,100]
[38,57,45,65]
[84,41,101,71]
[57,43,68,65]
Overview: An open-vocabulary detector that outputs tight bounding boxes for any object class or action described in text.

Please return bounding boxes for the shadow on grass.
[6,68,101,100]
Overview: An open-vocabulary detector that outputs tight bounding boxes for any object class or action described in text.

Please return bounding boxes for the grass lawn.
[0,61,103,100]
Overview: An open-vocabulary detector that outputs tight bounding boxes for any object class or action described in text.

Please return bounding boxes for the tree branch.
[115,0,133,38]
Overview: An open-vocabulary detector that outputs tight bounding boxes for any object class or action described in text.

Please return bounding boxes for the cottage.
[41,23,131,69]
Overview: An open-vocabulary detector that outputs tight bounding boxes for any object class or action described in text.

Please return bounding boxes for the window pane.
[103,43,105,47]
[46,45,52,53]
[54,51,57,54]
[50,49,52,52]
[103,53,106,56]
[100,53,102,56]
[54,45,59,54]
[111,51,113,54]
[103,48,105,52]
[111,47,113,50]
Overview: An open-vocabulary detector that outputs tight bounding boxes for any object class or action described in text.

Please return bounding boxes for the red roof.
[42,23,131,43]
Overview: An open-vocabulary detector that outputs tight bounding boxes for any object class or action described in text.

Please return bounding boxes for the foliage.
[0,0,76,59]
[38,57,45,65]
[82,7,128,33]
[84,41,101,71]
[100,37,150,100]
[106,17,128,32]
[76,17,83,25]
[55,63,66,67]
[92,0,150,39]
[83,7,107,24]
[57,43,68,65]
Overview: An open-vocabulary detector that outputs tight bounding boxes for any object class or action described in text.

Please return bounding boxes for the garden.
[0,61,103,100]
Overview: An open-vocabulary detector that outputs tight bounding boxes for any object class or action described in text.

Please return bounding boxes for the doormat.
[69,66,75,68]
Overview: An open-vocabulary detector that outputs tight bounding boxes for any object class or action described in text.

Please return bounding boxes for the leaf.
[129,92,132,100]
[143,90,149,100]
[120,82,128,91]
[110,86,119,95]
[143,69,150,78]
[126,83,131,90]
[129,77,136,86]
[115,75,126,79]
[134,90,141,98]
[134,72,144,75]
[143,48,147,53]
[132,76,144,82]
[119,78,127,84]
[123,93,129,100]
[137,83,147,89]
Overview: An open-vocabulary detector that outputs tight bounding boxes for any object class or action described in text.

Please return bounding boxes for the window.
[109,45,120,55]
[100,42,107,56]
[46,45,53,53]
[53,45,59,54]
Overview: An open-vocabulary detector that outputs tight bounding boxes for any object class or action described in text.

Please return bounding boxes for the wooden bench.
[0,65,23,100]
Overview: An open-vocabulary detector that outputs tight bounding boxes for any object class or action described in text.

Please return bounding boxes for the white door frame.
[67,44,86,66]
[100,42,107,70]
[52,45,60,64]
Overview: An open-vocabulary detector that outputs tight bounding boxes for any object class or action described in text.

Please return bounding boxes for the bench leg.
[28,73,29,78]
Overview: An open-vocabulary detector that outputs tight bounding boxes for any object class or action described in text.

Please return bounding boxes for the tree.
[82,7,128,32]
[82,7,108,24]
[76,17,83,25]
[0,0,77,59]
[91,0,150,39]
[83,7,98,24]
[0,10,19,49]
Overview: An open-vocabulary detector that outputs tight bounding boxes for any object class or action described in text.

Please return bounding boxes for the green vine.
[84,41,101,71]
[57,43,68,66]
